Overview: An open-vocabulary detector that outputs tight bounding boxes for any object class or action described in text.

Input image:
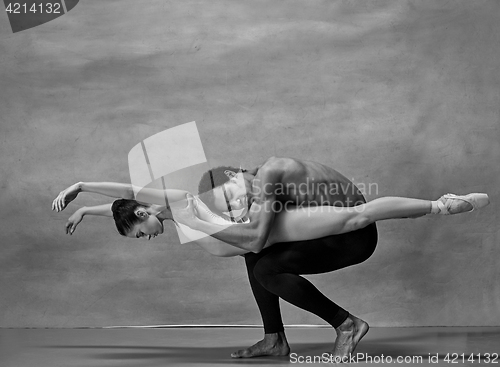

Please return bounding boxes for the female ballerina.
[52,177,490,257]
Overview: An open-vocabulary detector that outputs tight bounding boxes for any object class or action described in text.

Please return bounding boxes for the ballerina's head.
[111,199,173,240]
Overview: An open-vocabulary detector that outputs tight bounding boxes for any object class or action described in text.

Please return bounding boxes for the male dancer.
[173,156,445,359]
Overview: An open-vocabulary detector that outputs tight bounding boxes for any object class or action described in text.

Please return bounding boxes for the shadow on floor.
[35,328,500,366]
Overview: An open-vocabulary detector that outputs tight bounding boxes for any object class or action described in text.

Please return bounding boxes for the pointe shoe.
[437,193,490,215]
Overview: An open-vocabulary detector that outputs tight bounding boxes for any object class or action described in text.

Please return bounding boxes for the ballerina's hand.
[65,210,83,235]
[172,194,200,228]
[52,183,81,212]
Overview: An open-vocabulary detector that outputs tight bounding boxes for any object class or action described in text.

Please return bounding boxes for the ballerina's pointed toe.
[438,193,490,215]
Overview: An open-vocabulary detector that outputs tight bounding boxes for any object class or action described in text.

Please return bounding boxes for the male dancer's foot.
[231,331,290,358]
[331,314,369,361]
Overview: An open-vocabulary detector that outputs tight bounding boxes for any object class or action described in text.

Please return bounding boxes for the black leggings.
[244,222,378,333]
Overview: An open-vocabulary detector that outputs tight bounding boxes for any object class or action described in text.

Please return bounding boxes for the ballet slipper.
[437,193,490,215]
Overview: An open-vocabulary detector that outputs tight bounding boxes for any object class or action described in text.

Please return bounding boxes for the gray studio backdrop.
[0,0,498,328]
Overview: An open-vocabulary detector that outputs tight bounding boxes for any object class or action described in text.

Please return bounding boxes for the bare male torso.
[248,157,366,209]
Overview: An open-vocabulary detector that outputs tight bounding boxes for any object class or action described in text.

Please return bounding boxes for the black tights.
[244,223,378,333]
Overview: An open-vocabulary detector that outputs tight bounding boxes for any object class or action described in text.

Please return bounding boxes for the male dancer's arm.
[191,236,250,257]
[174,161,283,253]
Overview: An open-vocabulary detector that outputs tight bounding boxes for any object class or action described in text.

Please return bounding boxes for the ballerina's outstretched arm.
[52,181,189,212]
[63,203,113,235]
[63,202,249,257]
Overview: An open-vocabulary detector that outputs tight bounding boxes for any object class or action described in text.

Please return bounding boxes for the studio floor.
[2,327,499,367]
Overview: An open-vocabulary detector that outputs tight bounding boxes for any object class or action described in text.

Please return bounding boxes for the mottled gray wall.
[0,0,498,328]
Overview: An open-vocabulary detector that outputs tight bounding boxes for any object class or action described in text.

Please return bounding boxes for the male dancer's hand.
[171,194,200,229]
[52,183,81,212]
